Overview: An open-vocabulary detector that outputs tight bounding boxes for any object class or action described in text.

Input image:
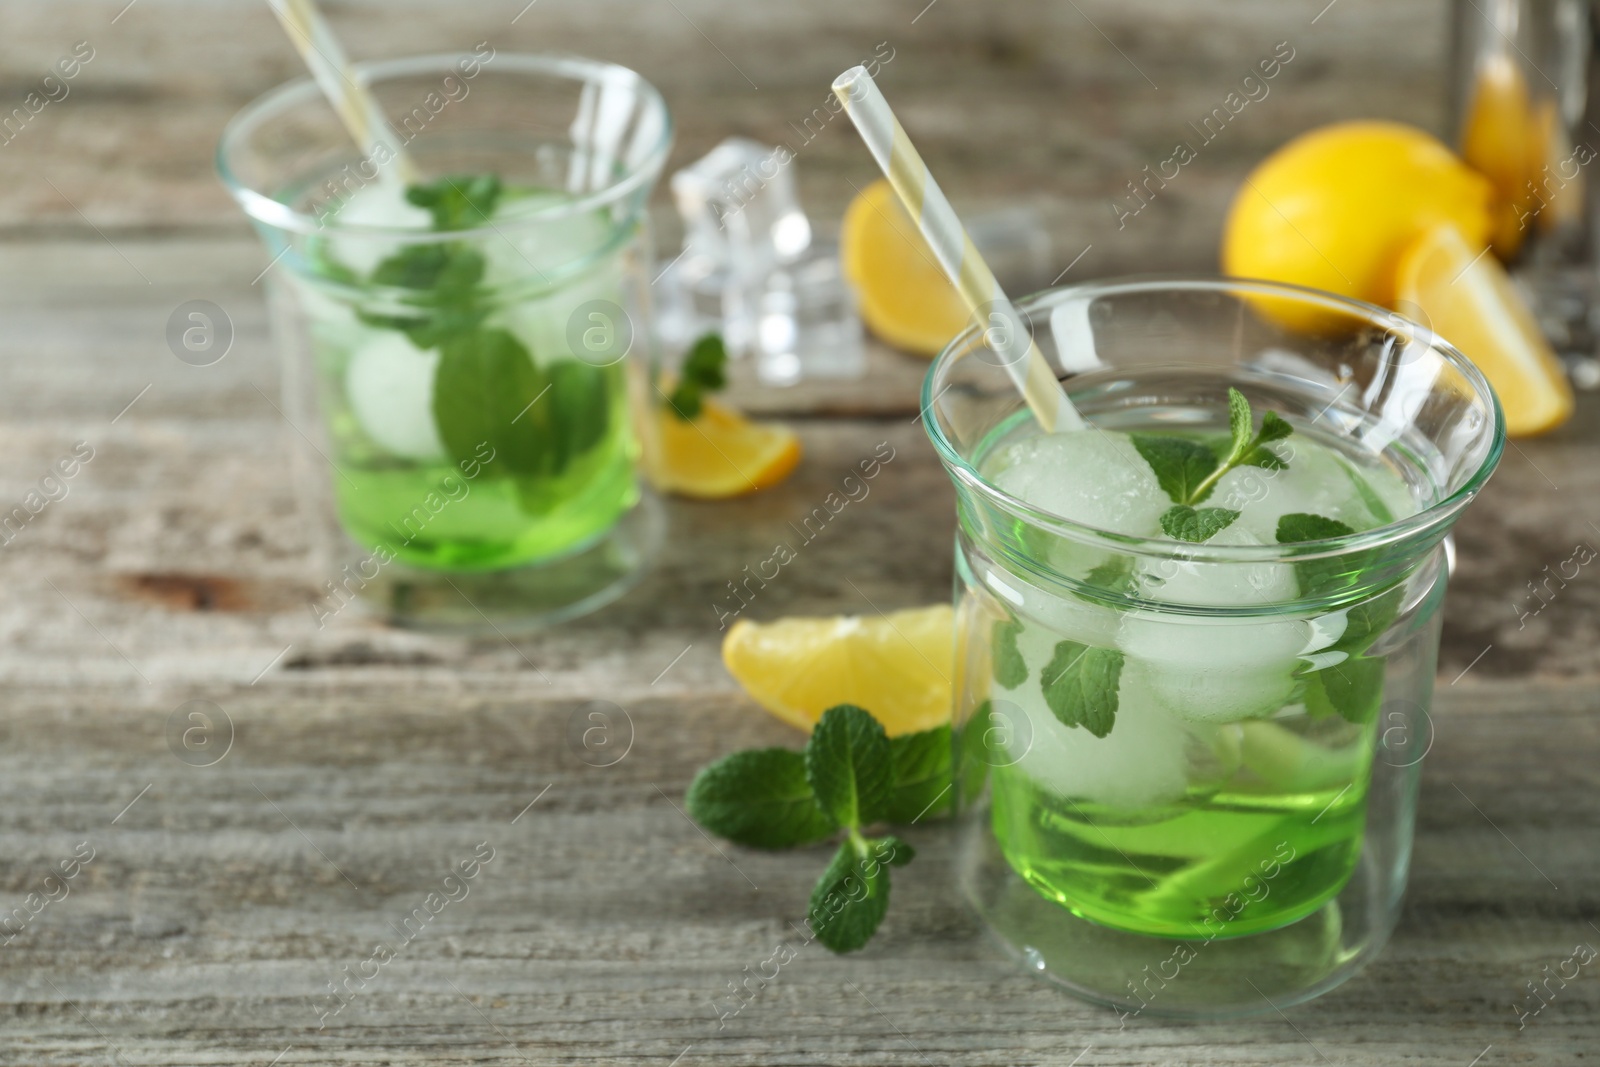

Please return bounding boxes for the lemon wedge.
[722,605,954,735]
[1394,223,1573,437]
[840,179,969,356]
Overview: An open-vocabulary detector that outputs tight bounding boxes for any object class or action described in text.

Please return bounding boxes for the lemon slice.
[644,398,801,499]
[722,605,954,735]
[1394,223,1573,437]
[840,178,969,356]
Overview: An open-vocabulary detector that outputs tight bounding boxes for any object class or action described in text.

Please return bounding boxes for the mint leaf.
[667,333,728,420]
[546,359,611,467]
[1039,641,1123,738]
[1227,387,1253,457]
[885,727,953,824]
[992,619,1027,689]
[1241,445,1288,471]
[1276,513,1362,598]
[1305,655,1385,724]
[432,328,548,475]
[806,836,910,953]
[406,173,503,230]
[686,748,837,849]
[1131,435,1219,505]
[1135,394,1297,514]
[1257,410,1294,443]
[1160,505,1239,543]
[805,704,892,829]
[1081,555,1138,599]
[1332,586,1403,655]
[1339,459,1396,524]
[1276,512,1355,544]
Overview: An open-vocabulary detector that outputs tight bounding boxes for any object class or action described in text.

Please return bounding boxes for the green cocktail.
[301,177,639,573]
[926,279,1502,1014]
[220,53,672,627]
[972,410,1412,939]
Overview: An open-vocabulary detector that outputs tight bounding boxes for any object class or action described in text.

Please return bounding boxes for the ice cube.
[755,246,865,385]
[480,195,619,288]
[1217,437,1383,541]
[667,138,812,357]
[984,561,1123,652]
[344,331,447,461]
[999,623,1196,810]
[671,137,810,275]
[1136,523,1297,607]
[491,262,628,368]
[322,180,434,278]
[1119,604,1307,724]
[990,430,1168,538]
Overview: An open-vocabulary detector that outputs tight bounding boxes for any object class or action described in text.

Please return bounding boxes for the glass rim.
[920,274,1507,565]
[215,52,674,240]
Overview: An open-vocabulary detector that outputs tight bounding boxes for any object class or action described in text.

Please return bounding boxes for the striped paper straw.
[832,66,1082,433]
[265,0,419,185]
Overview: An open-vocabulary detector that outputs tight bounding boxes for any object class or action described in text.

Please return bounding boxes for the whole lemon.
[1222,121,1495,311]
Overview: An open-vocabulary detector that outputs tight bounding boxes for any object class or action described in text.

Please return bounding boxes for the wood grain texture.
[0,0,1596,1063]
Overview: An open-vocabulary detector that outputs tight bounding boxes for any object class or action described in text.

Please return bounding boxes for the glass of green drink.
[219,53,672,628]
[924,278,1502,1016]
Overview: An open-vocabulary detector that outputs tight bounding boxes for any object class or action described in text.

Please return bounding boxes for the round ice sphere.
[493,265,627,367]
[322,181,435,278]
[345,331,447,461]
[482,196,617,287]
[1136,523,1297,607]
[990,430,1167,538]
[1119,606,1307,724]
[1217,437,1385,541]
[1001,653,1197,811]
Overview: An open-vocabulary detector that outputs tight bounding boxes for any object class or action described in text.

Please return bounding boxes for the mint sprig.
[1132,388,1293,543]
[684,704,950,953]
[667,333,728,420]
[1276,511,1396,725]
[343,174,614,514]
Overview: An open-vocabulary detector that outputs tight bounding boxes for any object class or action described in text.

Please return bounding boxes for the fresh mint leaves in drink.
[667,333,729,420]
[347,174,615,514]
[1039,640,1123,738]
[406,174,503,230]
[684,704,950,953]
[1276,510,1397,725]
[1159,504,1241,543]
[992,618,1027,689]
[1132,388,1294,543]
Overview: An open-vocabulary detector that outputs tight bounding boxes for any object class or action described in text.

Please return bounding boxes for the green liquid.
[302,180,641,573]
[967,402,1417,939]
[334,381,636,571]
[990,733,1373,937]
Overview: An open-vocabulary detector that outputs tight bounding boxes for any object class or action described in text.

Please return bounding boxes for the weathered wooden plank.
[0,0,1449,276]
[1,400,1595,691]
[0,680,1591,1065]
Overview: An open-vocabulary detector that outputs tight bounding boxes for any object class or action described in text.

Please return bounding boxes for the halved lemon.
[645,399,801,499]
[1394,223,1573,437]
[722,605,954,736]
[840,178,969,356]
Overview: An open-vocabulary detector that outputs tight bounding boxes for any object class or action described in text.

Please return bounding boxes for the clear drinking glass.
[218,53,672,629]
[923,278,1503,1016]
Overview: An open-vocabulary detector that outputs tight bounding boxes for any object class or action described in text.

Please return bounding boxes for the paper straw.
[265,0,419,185]
[832,66,1083,433]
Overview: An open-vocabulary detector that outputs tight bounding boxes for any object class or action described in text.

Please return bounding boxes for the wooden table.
[1,1,1596,1063]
